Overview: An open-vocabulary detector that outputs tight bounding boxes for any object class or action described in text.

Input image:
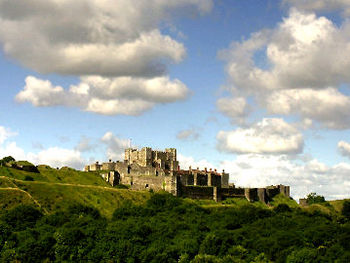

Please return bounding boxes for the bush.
[2,205,43,231]
[1,156,15,164]
[66,203,101,219]
[274,204,292,213]
[306,193,325,205]
[146,192,182,212]
[24,175,34,181]
[342,201,350,219]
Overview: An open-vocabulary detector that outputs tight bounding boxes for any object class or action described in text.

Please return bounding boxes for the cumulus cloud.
[16,75,189,115]
[0,126,85,169]
[221,9,350,92]
[266,88,350,129]
[284,0,350,16]
[176,128,200,141]
[218,9,350,128]
[15,76,66,107]
[27,147,85,169]
[0,141,26,161]
[0,0,212,77]
[178,154,214,170]
[101,132,130,160]
[220,155,350,200]
[217,118,304,154]
[216,97,250,125]
[338,140,350,158]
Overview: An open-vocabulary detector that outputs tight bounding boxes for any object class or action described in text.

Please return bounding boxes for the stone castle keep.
[85,147,290,203]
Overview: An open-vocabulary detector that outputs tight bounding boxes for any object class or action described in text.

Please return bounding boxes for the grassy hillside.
[0,166,151,218]
[1,163,349,219]
[0,165,111,186]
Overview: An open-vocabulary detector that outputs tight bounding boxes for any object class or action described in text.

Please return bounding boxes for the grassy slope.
[1,164,349,218]
[0,166,150,218]
[0,165,112,186]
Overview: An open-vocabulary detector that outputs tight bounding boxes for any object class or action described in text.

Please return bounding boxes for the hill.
[0,165,150,218]
[1,161,349,219]
[1,161,350,262]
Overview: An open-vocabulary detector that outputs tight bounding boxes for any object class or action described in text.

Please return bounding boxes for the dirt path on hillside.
[0,187,49,214]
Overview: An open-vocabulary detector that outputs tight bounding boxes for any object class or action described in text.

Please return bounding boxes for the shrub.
[66,203,101,219]
[1,156,15,164]
[2,205,43,231]
[342,201,350,219]
[306,193,325,205]
[274,204,292,213]
[24,175,34,181]
[146,192,182,212]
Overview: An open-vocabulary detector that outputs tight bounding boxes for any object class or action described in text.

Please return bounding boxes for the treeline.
[0,193,350,262]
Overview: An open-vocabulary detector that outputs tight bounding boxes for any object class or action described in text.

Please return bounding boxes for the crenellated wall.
[85,146,290,203]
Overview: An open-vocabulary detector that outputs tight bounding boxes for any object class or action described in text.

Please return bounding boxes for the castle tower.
[165,148,177,161]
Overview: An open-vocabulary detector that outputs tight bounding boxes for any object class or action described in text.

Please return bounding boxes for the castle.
[85,147,290,203]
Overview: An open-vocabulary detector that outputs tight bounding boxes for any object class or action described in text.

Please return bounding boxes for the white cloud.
[16,75,189,116]
[338,140,350,158]
[0,0,212,77]
[0,126,17,144]
[178,154,214,170]
[217,118,304,154]
[176,128,200,141]
[216,97,250,125]
[284,0,350,16]
[27,147,85,169]
[101,132,130,160]
[15,76,66,107]
[0,130,85,169]
[74,136,95,153]
[221,8,350,91]
[0,142,26,160]
[218,9,350,128]
[266,88,350,129]
[220,155,350,200]
[85,98,154,116]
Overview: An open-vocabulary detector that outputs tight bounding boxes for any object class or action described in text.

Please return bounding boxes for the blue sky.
[1,0,350,200]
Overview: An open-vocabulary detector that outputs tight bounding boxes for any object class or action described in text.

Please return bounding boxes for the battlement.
[124,147,178,170]
[84,146,290,203]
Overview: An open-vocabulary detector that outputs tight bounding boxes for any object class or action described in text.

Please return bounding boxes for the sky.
[1,0,350,200]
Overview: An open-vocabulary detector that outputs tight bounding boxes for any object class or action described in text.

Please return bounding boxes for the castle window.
[156,171,158,176]
[128,165,131,174]
[145,184,149,188]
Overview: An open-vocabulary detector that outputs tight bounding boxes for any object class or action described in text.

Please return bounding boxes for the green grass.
[329,199,350,213]
[2,162,350,219]
[0,189,37,212]
[0,165,111,187]
[0,166,151,218]
[0,178,150,218]
[269,193,299,208]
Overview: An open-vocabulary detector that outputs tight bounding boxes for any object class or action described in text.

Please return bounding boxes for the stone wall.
[219,187,245,200]
[84,147,291,204]
[266,186,283,200]
[127,174,178,195]
[221,172,229,188]
[180,186,214,200]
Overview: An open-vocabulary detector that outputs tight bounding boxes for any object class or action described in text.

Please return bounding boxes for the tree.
[306,193,325,205]
[342,201,350,219]
[0,156,15,166]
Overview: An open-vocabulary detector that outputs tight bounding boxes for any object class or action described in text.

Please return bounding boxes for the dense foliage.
[0,193,349,262]
[306,192,326,205]
[0,156,15,166]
